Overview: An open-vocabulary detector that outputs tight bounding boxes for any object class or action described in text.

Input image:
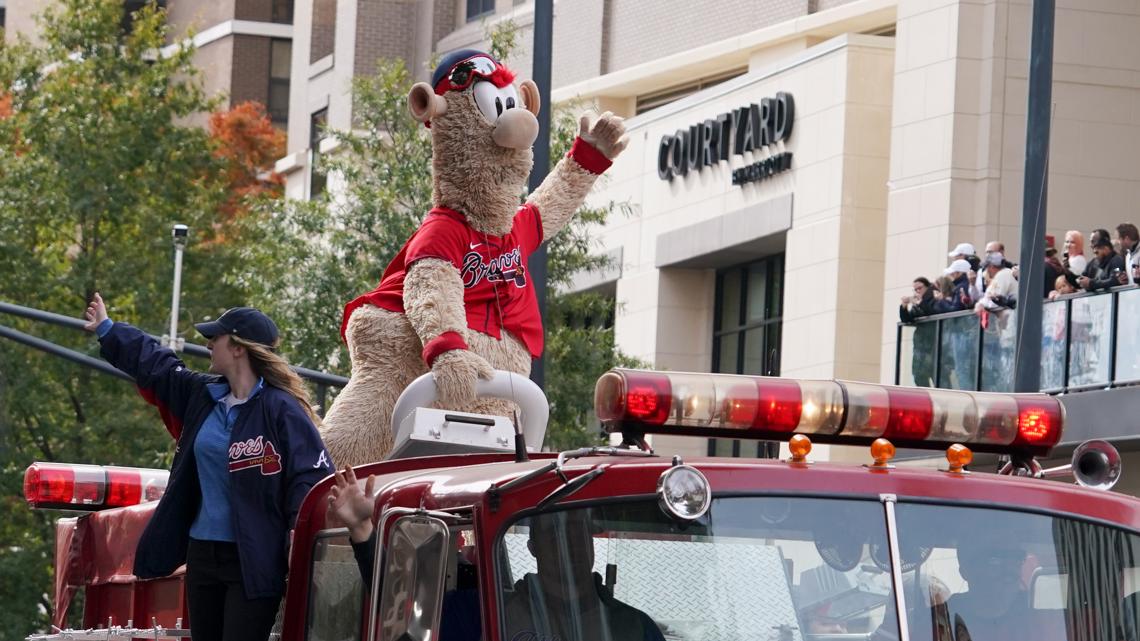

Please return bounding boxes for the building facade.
[4,0,295,129]
[284,0,1139,467]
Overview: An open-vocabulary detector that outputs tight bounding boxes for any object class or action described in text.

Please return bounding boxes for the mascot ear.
[520,80,541,117]
[408,82,447,123]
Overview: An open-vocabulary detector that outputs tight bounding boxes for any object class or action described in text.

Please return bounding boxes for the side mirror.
[375,515,451,641]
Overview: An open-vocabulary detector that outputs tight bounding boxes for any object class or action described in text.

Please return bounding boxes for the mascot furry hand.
[321,49,628,467]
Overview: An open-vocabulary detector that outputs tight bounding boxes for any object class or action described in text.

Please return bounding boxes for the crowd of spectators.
[899,224,1140,389]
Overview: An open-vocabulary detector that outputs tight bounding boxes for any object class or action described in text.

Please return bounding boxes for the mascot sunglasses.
[434,55,513,95]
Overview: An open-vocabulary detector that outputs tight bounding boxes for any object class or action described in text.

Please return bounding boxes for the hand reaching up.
[83,293,109,332]
[328,466,377,543]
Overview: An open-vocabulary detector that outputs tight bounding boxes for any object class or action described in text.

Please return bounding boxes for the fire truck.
[22,368,1140,641]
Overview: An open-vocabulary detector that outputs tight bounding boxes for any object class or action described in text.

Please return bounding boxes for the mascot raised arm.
[320,50,628,467]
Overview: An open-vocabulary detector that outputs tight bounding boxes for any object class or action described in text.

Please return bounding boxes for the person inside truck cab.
[84,293,332,641]
[503,511,666,641]
[941,539,1044,641]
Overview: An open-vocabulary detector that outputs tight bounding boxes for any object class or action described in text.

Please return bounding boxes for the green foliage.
[234,58,433,372]
[0,1,242,636]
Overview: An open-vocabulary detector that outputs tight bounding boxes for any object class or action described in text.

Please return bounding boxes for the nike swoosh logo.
[469,242,483,249]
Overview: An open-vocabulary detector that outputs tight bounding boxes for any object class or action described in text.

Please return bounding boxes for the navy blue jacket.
[99,322,332,598]
[932,274,971,314]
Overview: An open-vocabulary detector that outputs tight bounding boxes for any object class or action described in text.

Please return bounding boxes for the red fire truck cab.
[24,368,1140,641]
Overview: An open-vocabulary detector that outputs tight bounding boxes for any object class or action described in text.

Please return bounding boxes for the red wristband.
[568,137,612,174]
[422,331,468,367]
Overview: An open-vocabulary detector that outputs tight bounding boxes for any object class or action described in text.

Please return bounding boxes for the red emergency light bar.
[23,462,169,510]
[594,369,1065,456]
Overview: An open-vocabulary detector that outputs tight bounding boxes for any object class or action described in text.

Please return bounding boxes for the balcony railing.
[895,286,1140,393]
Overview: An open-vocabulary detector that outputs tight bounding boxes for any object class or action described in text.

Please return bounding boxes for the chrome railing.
[895,286,1140,393]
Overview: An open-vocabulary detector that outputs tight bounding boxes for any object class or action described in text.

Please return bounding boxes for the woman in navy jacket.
[84,293,332,641]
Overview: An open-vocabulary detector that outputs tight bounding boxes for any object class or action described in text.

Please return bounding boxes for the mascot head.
[407,50,542,234]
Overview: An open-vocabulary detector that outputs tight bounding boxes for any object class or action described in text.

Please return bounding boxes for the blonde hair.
[230,335,324,428]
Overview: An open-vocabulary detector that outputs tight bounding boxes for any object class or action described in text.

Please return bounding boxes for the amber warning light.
[24,462,169,510]
[594,369,1064,456]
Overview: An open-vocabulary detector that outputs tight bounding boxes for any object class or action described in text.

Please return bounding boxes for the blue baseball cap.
[195,307,279,347]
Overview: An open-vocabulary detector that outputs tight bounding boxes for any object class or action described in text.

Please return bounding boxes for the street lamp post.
[166,224,189,351]
[528,0,553,391]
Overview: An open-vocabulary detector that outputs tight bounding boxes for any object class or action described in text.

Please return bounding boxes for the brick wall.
[311,0,336,62]
[354,0,416,77]
[230,34,272,108]
[604,0,810,73]
[235,0,274,21]
[432,0,457,54]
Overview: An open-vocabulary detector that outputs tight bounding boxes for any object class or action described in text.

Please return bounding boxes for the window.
[310,0,336,63]
[635,69,746,115]
[268,39,291,125]
[466,0,495,22]
[307,531,365,641]
[120,0,165,35]
[272,0,294,24]
[498,499,896,641]
[309,108,328,199]
[895,502,1140,641]
[709,255,784,458]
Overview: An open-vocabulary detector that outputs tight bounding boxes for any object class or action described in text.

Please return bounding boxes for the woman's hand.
[328,466,376,543]
[83,292,109,332]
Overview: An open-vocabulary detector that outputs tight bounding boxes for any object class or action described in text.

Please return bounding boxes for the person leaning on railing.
[1113,223,1139,287]
[933,260,972,313]
[900,277,937,387]
[974,253,1017,314]
[1078,230,1125,292]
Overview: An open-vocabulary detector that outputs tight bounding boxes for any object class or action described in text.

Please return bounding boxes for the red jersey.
[342,205,545,358]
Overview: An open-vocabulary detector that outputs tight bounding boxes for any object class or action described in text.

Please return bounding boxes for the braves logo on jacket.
[228,435,283,475]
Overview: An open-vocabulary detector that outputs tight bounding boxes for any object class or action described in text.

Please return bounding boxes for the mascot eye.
[473,82,503,124]
[473,82,522,124]
[502,84,520,108]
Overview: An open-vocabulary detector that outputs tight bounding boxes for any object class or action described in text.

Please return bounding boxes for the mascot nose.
[492,108,539,150]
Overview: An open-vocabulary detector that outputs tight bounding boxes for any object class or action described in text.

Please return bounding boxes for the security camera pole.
[165,224,189,351]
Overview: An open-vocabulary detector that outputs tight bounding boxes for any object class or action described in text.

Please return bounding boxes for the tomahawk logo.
[228,436,283,475]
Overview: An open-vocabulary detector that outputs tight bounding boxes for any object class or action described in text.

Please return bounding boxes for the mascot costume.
[321,50,628,467]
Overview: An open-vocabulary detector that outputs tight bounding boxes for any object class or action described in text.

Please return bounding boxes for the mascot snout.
[492,108,539,150]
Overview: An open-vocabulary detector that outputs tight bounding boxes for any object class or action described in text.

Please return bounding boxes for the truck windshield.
[497,497,898,641]
[496,498,1140,641]
[894,502,1140,641]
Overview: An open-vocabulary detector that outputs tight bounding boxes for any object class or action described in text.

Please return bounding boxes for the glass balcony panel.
[1115,288,1140,384]
[898,324,915,386]
[938,314,979,390]
[1041,299,1069,391]
[909,321,937,388]
[980,309,1016,392]
[1068,294,1113,388]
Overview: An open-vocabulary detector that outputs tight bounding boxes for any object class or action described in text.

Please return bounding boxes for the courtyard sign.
[657,92,794,186]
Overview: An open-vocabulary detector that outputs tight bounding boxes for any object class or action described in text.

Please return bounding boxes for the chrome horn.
[1040,440,1122,491]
